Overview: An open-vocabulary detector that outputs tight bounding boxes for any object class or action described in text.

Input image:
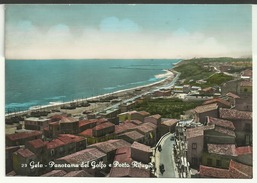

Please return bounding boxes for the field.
[132,98,202,119]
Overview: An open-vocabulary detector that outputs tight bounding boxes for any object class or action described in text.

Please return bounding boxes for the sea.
[5,59,180,113]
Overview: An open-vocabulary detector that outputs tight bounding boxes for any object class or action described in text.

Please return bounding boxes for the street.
[153,133,178,178]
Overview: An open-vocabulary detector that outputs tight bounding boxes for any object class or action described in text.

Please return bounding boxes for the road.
[213,66,237,77]
[153,133,178,178]
[159,71,181,90]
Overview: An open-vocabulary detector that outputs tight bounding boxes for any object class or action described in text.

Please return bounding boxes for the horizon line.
[4,56,253,61]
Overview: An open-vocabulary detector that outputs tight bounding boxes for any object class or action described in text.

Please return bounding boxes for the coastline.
[5,69,177,118]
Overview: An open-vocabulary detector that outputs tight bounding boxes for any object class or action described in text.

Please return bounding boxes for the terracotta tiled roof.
[57,148,106,164]
[194,103,218,113]
[60,116,78,123]
[93,122,114,131]
[161,119,178,126]
[219,108,252,120]
[241,69,252,77]
[41,170,67,177]
[130,120,143,125]
[207,144,237,156]
[204,118,235,136]
[119,130,144,140]
[203,98,230,107]
[79,129,93,137]
[131,141,151,152]
[63,170,92,177]
[58,134,84,144]
[89,139,131,154]
[57,136,77,144]
[6,131,42,141]
[109,147,150,177]
[142,122,157,129]
[79,120,91,127]
[138,111,150,116]
[207,116,235,130]
[199,165,231,178]
[43,127,49,131]
[208,144,252,157]
[199,160,253,178]
[186,126,205,139]
[226,92,240,99]
[115,122,137,134]
[235,146,252,156]
[46,139,65,149]
[79,118,107,127]
[49,122,59,126]
[113,146,132,164]
[109,139,131,149]
[134,125,154,134]
[79,119,92,127]
[50,114,67,122]
[58,134,84,143]
[15,148,35,158]
[27,139,45,149]
[109,166,150,177]
[88,142,117,154]
[147,114,161,120]
[240,80,252,87]
[214,126,236,137]
[229,160,252,178]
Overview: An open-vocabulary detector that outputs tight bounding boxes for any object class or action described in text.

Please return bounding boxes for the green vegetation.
[181,57,252,63]
[192,73,234,88]
[132,98,202,119]
[173,57,251,87]
[174,61,214,81]
[206,73,234,86]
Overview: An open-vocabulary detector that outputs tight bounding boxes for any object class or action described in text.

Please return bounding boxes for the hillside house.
[194,103,219,124]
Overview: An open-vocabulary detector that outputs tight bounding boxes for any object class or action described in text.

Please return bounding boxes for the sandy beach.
[5,69,176,118]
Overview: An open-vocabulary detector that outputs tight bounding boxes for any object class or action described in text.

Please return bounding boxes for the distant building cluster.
[172,69,252,178]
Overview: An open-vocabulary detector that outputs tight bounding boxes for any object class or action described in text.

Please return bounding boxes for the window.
[245,123,251,132]
[216,160,221,167]
[245,134,252,145]
[192,143,197,149]
[192,157,198,166]
[207,158,212,166]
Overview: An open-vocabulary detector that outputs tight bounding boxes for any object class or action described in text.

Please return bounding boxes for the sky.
[4,4,252,59]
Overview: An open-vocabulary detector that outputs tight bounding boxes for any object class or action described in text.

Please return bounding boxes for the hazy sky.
[5,4,252,59]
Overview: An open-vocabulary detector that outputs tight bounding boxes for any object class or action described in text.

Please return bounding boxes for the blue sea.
[5,59,180,112]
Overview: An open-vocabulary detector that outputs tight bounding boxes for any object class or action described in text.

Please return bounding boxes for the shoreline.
[5,69,177,118]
